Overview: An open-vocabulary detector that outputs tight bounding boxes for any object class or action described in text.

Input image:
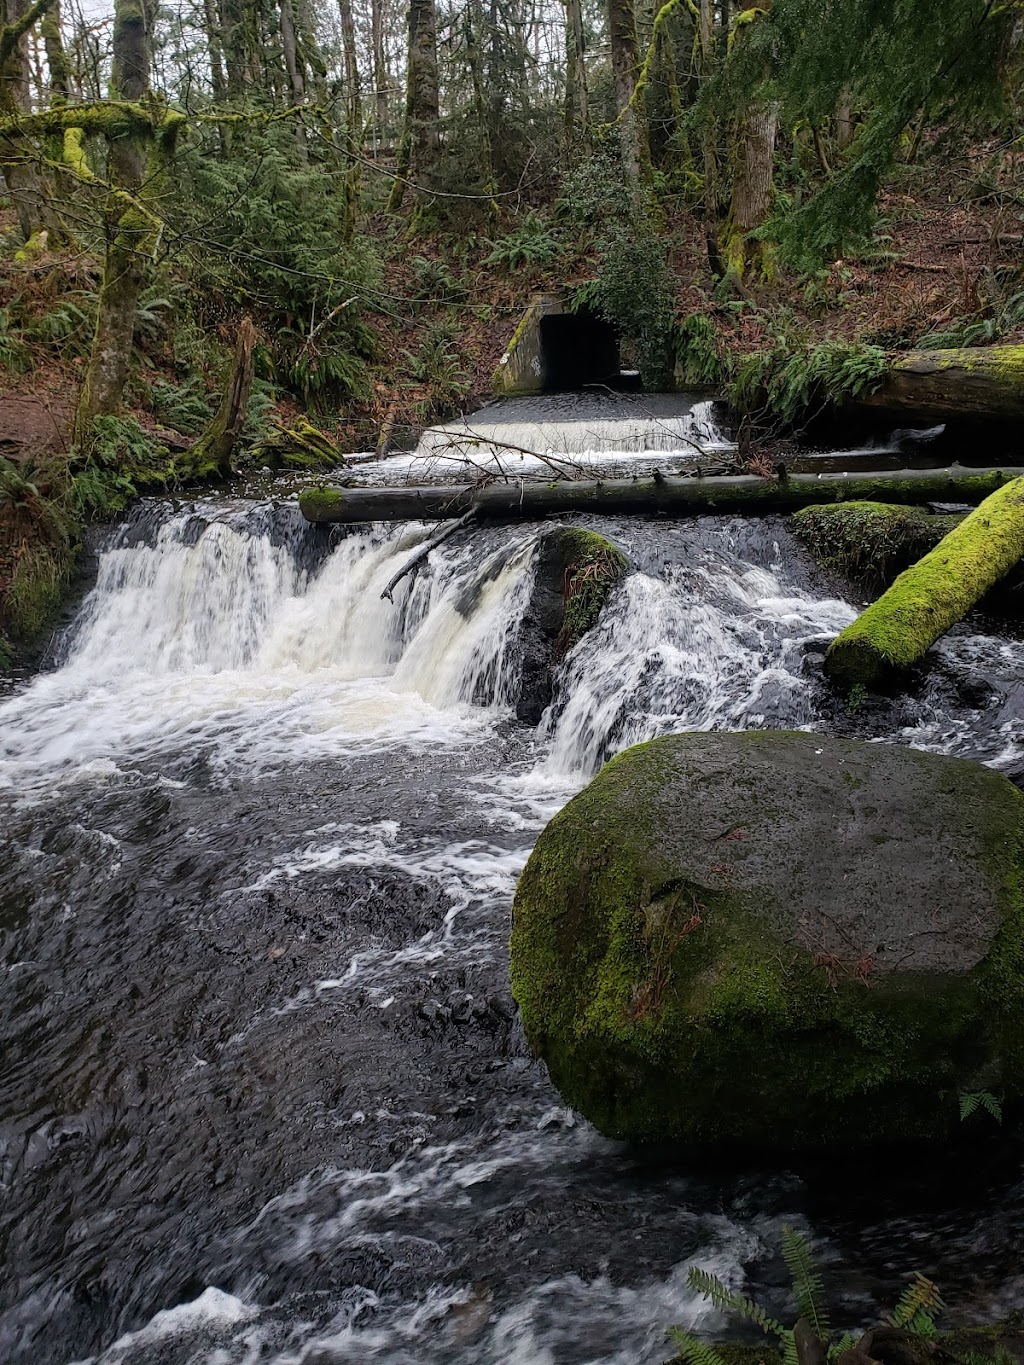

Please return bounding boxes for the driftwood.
[186,316,257,477]
[860,346,1024,421]
[300,466,1024,525]
[380,509,478,602]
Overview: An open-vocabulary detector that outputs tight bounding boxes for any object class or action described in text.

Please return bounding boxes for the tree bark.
[563,0,588,147]
[825,477,1024,689]
[607,0,648,183]
[299,466,1024,525]
[857,347,1024,422]
[726,101,779,272]
[72,0,154,444]
[338,0,362,234]
[183,316,257,477]
[370,0,388,140]
[386,0,439,212]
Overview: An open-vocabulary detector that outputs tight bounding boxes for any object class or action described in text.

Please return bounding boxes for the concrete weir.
[493,293,620,396]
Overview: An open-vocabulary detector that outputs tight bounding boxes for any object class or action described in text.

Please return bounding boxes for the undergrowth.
[670,1227,943,1365]
[731,335,889,429]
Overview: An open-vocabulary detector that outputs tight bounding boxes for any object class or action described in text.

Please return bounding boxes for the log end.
[299,486,344,522]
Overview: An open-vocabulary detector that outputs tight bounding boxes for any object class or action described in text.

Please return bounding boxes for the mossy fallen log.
[861,346,1024,421]
[299,466,1024,524]
[825,476,1024,689]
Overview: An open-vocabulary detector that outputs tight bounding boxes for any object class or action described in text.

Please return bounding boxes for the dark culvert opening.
[538,309,625,391]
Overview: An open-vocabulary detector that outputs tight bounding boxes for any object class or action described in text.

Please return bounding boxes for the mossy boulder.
[792,501,963,595]
[514,526,629,724]
[510,730,1024,1151]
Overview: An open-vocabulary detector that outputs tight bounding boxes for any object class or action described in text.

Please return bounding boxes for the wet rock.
[511,729,1024,1151]
[514,526,630,724]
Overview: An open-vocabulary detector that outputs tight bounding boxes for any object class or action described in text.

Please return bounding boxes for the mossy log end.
[825,476,1024,690]
[299,467,1024,525]
[862,346,1024,421]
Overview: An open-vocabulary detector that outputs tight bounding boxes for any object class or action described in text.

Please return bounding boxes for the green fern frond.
[886,1273,943,1332]
[781,1227,830,1339]
[667,1329,731,1365]
[828,1331,860,1359]
[686,1268,787,1341]
[780,1329,801,1365]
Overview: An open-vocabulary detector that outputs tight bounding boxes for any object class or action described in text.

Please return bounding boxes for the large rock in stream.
[510,731,1024,1150]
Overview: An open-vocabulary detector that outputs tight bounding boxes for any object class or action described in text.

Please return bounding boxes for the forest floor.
[1,143,1021,466]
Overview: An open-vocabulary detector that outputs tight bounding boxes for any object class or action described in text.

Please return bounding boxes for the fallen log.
[825,475,1024,690]
[299,466,1024,525]
[858,346,1024,421]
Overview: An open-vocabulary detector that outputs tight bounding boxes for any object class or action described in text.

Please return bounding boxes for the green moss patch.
[825,475,1024,688]
[510,730,1024,1151]
[792,500,963,594]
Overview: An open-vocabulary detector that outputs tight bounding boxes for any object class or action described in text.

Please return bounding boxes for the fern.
[886,1273,943,1333]
[484,213,563,271]
[959,1090,1002,1124]
[781,1227,830,1340]
[685,1268,787,1341]
[667,1330,730,1365]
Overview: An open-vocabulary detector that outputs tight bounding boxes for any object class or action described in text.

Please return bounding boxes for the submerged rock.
[510,730,1024,1150]
[514,526,629,724]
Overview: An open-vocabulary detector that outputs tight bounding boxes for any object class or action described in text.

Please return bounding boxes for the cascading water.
[3,490,1024,1365]
[357,392,736,485]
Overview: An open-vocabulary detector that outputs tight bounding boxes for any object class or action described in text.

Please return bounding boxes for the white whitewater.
[356,393,735,485]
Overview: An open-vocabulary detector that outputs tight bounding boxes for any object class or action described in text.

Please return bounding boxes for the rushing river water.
[3,456,1024,1362]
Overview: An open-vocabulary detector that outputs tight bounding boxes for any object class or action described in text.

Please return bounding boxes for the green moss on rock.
[825,475,1024,689]
[792,501,963,594]
[299,486,345,522]
[553,528,630,657]
[510,730,1024,1151]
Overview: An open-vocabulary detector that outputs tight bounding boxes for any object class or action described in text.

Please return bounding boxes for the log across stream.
[300,465,1024,524]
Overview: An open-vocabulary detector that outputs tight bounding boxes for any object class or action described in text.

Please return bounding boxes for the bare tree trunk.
[338,0,361,234]
[607,0,649,183]
[201,0,226,101]
[73,0,153,443]
[464,0,495,190]
[279,0,304,101]
[370,0,388,140]
[386,0,439,213]
[834,92,854,150]
[563,0,588,148]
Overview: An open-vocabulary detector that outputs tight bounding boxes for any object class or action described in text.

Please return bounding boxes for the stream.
[3,395,1024,1364]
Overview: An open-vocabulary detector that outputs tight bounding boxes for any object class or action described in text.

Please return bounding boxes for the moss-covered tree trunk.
[72,0,152,445]
[386,0,440,213]
[725,101,778,274]
[607,0,649,184]
[0,0,62,241]
[857,346,1024,421]
[825,477,1024,689]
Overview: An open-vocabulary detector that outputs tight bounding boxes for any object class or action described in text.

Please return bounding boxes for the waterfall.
[0,503,541,786]
[357,393,735,485]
